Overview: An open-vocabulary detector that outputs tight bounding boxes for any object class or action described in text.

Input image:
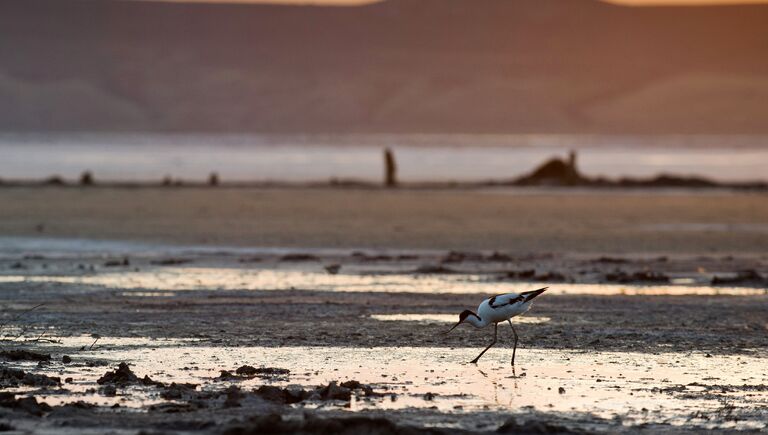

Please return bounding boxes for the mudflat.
[1,186,767,434]
[1,186,767,254]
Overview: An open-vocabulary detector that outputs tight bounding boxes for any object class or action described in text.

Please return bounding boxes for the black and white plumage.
[447,287,548,365]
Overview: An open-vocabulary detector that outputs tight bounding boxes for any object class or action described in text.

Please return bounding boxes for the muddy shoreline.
[1,250,767,433]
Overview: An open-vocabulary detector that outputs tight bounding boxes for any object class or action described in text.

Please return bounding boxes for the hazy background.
[1,0,767,182]
[2,0,767,134]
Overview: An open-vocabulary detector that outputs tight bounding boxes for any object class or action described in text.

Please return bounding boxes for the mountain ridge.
[1,0,767,133]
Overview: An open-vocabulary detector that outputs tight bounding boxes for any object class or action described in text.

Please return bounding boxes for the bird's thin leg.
[470,323,498,364]
[507,320,519,366]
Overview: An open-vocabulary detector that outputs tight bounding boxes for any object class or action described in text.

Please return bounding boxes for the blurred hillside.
[1,0,767,134]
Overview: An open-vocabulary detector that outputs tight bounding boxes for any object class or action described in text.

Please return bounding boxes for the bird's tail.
[521,287,548,302]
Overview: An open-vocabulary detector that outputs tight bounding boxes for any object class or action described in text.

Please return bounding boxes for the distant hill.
[1,0,767,134]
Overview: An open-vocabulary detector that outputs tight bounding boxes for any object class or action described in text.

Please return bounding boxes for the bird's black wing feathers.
[489,287,548,308]
[488,294,524,309]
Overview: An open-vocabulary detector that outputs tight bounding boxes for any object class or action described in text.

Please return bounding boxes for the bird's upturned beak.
[445,321,462,334]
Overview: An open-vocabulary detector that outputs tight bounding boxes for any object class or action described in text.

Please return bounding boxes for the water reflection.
[9,341,767,430]
[0,267,763,296]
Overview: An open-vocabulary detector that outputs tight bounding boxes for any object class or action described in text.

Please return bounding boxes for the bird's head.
[446,309,475,333]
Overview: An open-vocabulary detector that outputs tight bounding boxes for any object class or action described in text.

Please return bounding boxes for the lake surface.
[1,133,767,182]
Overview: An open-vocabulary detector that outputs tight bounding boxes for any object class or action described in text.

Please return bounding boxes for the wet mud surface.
[1,250,767,433]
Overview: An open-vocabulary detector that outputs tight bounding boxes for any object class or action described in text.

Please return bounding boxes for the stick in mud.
[383,148,397,188]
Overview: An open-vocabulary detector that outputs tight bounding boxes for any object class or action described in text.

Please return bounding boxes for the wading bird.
[447,287,547,365]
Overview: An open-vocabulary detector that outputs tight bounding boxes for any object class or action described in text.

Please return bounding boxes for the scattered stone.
[558,387,566,394]
[100,385,117,397]
[62,355,72,364]
[0,350,51,362]
[97,362,161,387]
[97,363,139,385]
[423,392,437,400]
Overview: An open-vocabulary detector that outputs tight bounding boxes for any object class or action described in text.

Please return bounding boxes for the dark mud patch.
[351,252,419,262]
[497,417,586,434]
[97,362,162,387]
[0,393,52,416]
[412,265,457,274]
[604,270,669,283]
[280,254,320,262]
[441,251,513,264]
[223,413,461,435]
[711,269,767,287]
[150,258,193,266]
[503,270,568,282]
[103,257,130,267]
[217,366,291,381]
[0,366,60,388]
[0,350,51,362]
[255,381,377,404]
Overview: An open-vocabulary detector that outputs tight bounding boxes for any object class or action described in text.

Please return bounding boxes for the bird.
[446,287,547,365]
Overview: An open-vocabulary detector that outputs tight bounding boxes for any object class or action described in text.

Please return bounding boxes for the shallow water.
[9,340,767,431]
[0,267,763,296]
[2,133,768,182]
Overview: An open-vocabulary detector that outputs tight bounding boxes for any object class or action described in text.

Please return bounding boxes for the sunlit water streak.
[7,340,767,430]
[0,268,763,295]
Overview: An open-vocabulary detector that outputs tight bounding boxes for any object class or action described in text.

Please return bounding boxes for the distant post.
[80,171,94,186]
[208,172,219,186]
[384,147,397,188]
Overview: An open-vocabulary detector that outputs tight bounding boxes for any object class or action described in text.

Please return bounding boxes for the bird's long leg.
[507,320,519,366]
[470,323,498,364]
